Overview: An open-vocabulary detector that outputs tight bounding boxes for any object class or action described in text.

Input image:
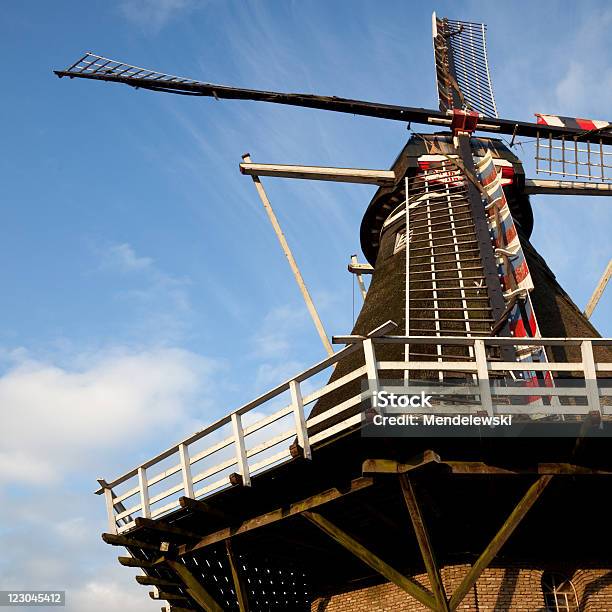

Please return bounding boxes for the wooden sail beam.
[524,178,612,196]
[584,258,612,319]
[243,154,333,356]
[166,559,224,612]
[239,162,397,186]
[176,477,373,556]
[302,510,438,610]
[225,540,250,612]
[399,476,450,612]
[448,476,552,610]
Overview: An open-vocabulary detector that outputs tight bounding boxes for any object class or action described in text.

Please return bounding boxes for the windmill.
[55,12,611,612]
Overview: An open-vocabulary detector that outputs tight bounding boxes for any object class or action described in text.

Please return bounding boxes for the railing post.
[102,485,118,535]
[137,466,151,519]
[231,413,251,487]
[581,340,603,421]
[474,339,493,417]
[290,379,312,459]
[179,443,195,499]
[363,338,380,405]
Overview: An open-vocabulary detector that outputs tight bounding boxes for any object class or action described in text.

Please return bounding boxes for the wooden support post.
[448,476,552,610]
[178,443,195,499]
[351,255,368,300]
[303,511,437,610]
[101,483,118,535]
[584,259,612,319]
[166,559,224,612]
[225,539,250,612]
[399,475,450,612]
[363,338,380,401]
[290,379,311,459]
[231,412,251,487]
[581,340,603,422]
[473,339,493,417]
[242,154,333,356]
[138,466,151,519]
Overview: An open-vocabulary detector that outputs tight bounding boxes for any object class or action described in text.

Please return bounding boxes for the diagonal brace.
[400,475,450,611]
[302,510,437,610]
[166,559,224,612]
[449,476,552,610]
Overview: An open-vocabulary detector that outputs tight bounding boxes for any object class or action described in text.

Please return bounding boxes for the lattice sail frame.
[535,114,612,182]
[60,52,206,90]
[432,13,498,117]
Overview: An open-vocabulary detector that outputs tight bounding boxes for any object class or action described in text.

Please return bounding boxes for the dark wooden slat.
[118,556,155,569]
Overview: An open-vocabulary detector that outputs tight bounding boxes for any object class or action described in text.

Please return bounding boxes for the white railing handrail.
[96,333,612,535]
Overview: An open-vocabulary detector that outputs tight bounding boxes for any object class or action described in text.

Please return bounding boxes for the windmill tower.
[56,12,612,612]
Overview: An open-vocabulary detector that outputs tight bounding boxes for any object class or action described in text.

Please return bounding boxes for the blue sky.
[1,1,610,610]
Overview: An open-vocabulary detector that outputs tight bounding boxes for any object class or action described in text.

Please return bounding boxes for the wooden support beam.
[166,559,224,612]
[399,476,449,612]
[164,607,196,612]
[584,258,612,319]
[102,532,161,551]
[177,477,373,556]
[178,496,232,522]
[363,454,611,476]
[362,451,441,474]
[350,255,368,301]
[448,476,552,611]
[242,154,333,356]
[118,556,156,569]
[239,162,397,186]
[150,591,189,602]
[136,576,181,588]
[302,510,437,610]
[134,517,203,541]
[524,178,612,196]
[348,261,374,275]
[225,540,250,612]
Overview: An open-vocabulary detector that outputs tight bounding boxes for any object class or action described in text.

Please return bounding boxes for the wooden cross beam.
[302,510,437,610]
[136,576,182,588]
[102,532,162,552]
[399,476,450,612]
[176,477,373,556]
[166,559,224,612]
[239,162,397,186]
[448,476,552,610]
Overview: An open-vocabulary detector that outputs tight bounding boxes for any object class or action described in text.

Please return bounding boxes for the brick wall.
[311,564,612,611]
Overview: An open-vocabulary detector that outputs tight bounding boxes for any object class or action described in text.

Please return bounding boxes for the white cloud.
[0,346,216,485]
[105,243,154,272]
[119,0,195,32]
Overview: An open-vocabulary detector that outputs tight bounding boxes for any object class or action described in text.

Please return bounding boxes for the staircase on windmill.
[56,12,612,612]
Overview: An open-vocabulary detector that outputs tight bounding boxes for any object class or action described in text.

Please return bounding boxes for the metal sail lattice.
[60,52,205,88]
[433,15,499,118]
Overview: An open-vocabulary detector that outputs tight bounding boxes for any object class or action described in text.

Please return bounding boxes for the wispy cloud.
[119,0,195,33]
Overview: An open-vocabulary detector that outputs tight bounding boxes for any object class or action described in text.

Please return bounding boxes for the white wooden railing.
[96,331,611,535]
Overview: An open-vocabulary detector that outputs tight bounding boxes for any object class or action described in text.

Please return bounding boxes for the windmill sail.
[432,13,498,117]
